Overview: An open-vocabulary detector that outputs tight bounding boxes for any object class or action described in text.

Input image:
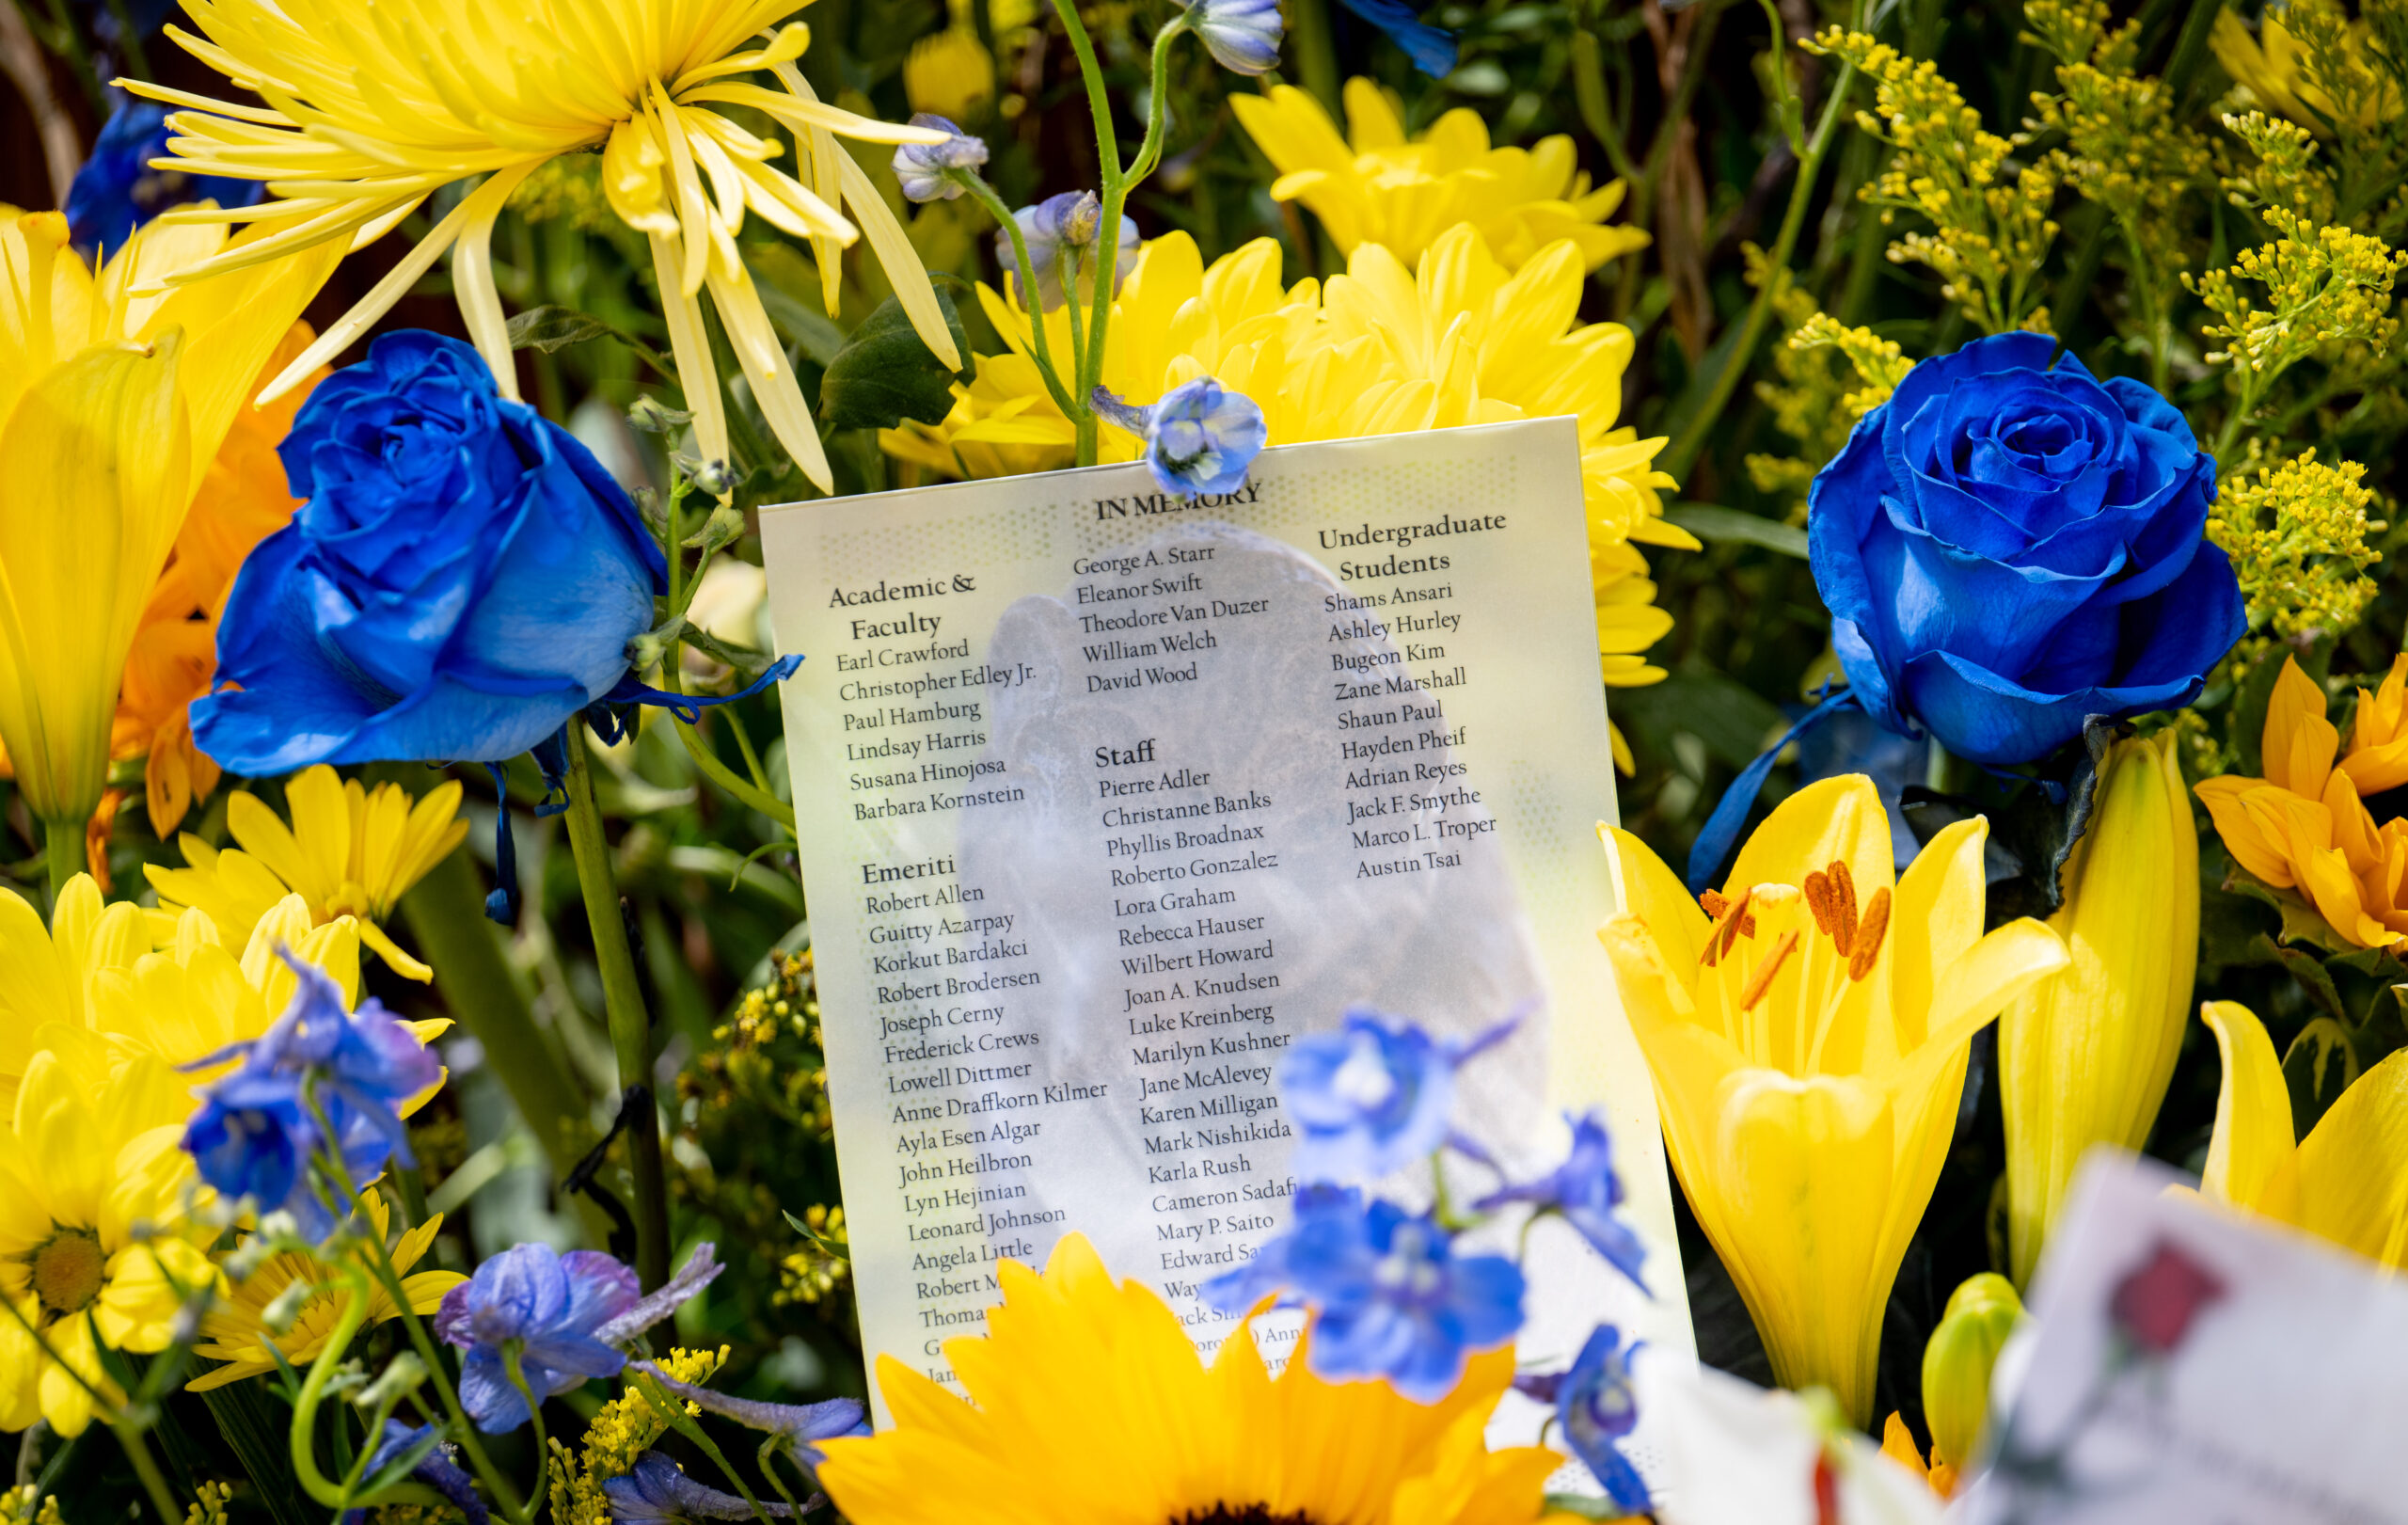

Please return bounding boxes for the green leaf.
[1661,502,1810,558]
[201,1381,323,1525]
[2283,1015,2362,1135]
[2222,865,2363,956]
[817,286,972,434]
[752,280,849,367]
[505,304,616,354]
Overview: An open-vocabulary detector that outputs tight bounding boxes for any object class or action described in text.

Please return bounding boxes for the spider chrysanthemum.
[127,0,958,492]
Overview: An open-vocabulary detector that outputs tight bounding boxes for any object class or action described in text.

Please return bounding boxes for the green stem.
[290,1286,372,1507]
[42,816,80,901]
[399,850,604,1205]
[957,175,1081,420]
[560,723,671,1292]
[1659,55,1860,481]
[499,1350,550,1525]
[633,1377,778,1525]
[1125,17,1186,183]
[111,1421,182,1525]
[673,716,797,825]
[1054,0,1125,461]
[1570,31,1640,184]
[1284,0,1342,115]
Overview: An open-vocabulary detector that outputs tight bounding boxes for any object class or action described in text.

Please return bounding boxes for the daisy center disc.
[1179,1508,1317,1525]
[30,1227,105,1316]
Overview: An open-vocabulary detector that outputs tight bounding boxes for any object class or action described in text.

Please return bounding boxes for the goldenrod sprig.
[2209,448,2385,660]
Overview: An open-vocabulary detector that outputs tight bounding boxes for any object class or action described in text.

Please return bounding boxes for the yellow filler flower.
[2201,1001,2408,1268]
[2195,655,2408,949]
[1600,775,2067,1425]
[129,0,957,493]
[188,1195,462,1390]
[0,1040,221,1437]
[0,212,334,843]
[817,1233,1567,1525]
[2000,729,2196,1287]
[1232,79,1650,272]
[146,764,466,981]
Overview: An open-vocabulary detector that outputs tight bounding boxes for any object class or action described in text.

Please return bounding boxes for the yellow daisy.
[127,0,957,492]
[187,1194,462,1391]
[0,873,370,1111]
[0,1040,221,1438]
[1232,79,1650,273]
[817,1233,1568,1525]
[145,764,466,981]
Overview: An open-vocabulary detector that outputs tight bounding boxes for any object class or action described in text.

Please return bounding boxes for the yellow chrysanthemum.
[1233,79,1651,272]
[187,1195,462,1391]
[0,873,375,1113]
[145,764,467,981]
[0,1039,221,1437]
[817,1233,1568,1525]
[886,225,1687,708]
[129,0,958,493]
[113,322,329,836]
[0,211,335,836]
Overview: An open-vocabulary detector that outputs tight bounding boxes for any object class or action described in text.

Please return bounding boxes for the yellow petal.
[2283,1046,2408,1265]
[2200,1000,2295,1212]
[1604,823,1710,972]
[1723,774,1894,903]
[2262,657,2337,800]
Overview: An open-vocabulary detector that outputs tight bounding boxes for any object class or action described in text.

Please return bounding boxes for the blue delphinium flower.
[1273,1009,1516,1183]
[632,1362,866,1477]
[181,957,442,1238]
[892,115,989,203]
[1188,0,1283,73]
[1201,1184,1524,1401]
[1529,1326,1651,1515]
[65,96,263,256]
[603,1453,792,1523]
[1475,1110,1648,1291]
[341,1422,490,1525]
[992,192,1139,310]
[1090,378,1268,499]
[435,1242,724,1432]
[1336,0,1457,77]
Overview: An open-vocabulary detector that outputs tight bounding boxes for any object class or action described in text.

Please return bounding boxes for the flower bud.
[626,394,691,435]
[1188,0,1284,74]
[2001,727,2197,1285]
[1921,1273,2022,1473]
[261,1279,313,1336]
[891,114,990,204]
[354,1351,430,1409]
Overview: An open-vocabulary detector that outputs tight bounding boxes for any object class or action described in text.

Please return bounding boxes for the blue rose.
[193,331,665,772]
[1808,332,2242,766]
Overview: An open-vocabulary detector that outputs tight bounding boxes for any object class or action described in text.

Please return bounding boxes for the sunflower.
[1232,80,1649,274]
[145,765,466,981]
[127,0,958,492]
[816,1233,1569,1525]
[187,1194,462,1390]
[0,1040,220,1438]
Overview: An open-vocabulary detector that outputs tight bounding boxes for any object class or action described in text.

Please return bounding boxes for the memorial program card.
[760,418,1694,1451]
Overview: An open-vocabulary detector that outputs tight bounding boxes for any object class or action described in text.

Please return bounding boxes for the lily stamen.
[1700,887,1757,967]
[1848,889,1893,981]
[1739,930,1800,1013]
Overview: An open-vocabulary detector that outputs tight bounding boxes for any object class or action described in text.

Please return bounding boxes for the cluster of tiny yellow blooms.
[2189,208,2408,384]
[547,1347,728,1525]
[1746,249,1909,515]
[180,1481,232,1525]
[1813,29,2059,335]
[2209,450,2385,661]
[0,1487,59,1525]
[2023,0,2213,283]
[688,949,832,1134]
[776,1204,852,1307]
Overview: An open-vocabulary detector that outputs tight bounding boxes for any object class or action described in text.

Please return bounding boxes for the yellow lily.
[2201,1001,2408,1267]
[1601,775,2067,1424]
[2001,730,2196,1286]
[0,211,334,859]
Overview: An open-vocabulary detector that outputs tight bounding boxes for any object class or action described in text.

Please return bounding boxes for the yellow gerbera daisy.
[127,0,958,492]
[187,1194,462,1391]
[0,873,372,1111]
[145,764,466,981]
[1232,79,1651,273]
[818,1233,1567,1525]
[0,1040,221,1438]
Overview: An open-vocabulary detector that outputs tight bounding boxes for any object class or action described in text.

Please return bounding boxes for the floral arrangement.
[3,0,2406,1521]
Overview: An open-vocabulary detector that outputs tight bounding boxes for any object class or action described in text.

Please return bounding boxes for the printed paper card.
[1960,1152,2408,1524]
[759,419,1694,1455]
